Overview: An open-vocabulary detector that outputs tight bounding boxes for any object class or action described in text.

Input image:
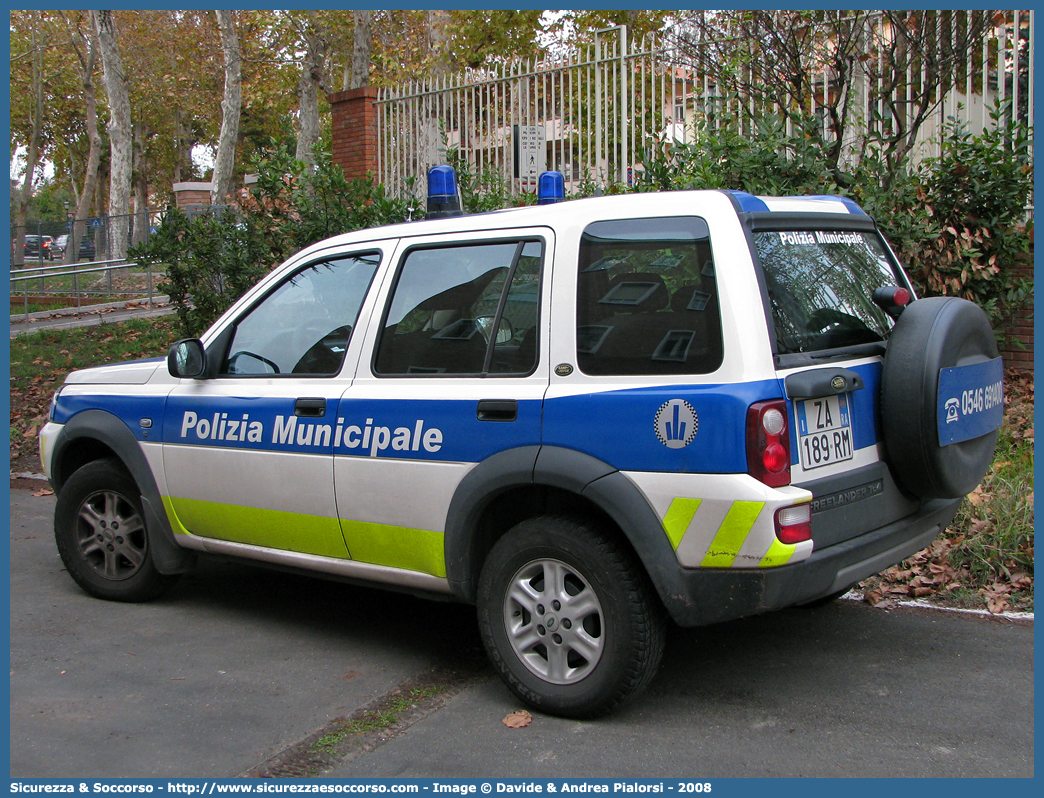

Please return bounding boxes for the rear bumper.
[663,497,961,627]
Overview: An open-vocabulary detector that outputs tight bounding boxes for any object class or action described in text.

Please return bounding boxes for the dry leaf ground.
[859,370,1034,613]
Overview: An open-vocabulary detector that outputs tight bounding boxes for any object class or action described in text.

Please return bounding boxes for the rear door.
[331,228,553,578]
[750,215,921,545]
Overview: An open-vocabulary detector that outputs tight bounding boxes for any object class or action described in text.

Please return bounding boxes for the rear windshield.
[753,229,902,355]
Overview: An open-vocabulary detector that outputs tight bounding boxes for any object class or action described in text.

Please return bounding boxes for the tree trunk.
[212,10,241,206]
[347,10,372,90]
[173,109,193,182]
[94,9,133,260]
[419,11,453,170]
[12,27,46,269]
[295,13,328,173]
[425,10,453,77]
[64,12,101,264]
[132,121,149,247]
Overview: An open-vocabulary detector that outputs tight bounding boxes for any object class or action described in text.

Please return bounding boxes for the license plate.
[796,394,854,470]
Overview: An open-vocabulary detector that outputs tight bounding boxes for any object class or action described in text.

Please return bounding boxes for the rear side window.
[374,239,543,376]
[576,216,723,376]
[754,230,901,354]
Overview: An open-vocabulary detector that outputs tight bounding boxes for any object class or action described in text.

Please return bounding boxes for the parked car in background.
[49,234,96,261]
[23,235,59,261]
[78,236,96,261]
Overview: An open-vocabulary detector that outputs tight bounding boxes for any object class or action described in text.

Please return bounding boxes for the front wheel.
[54,459,179,602]
[477,516,666,718]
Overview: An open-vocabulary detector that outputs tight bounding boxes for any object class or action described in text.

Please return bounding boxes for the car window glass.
[222,252,380,376]
[375,239,543,376]
[576,217,723,376]
[753,230,898,354]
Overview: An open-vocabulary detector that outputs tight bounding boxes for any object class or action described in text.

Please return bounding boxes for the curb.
[839,590,1033,622]
[10,295,171,323]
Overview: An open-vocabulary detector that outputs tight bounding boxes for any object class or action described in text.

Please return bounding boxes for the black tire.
[54,459,179,602]
[881,296,1000,499]
[477,516,666,718]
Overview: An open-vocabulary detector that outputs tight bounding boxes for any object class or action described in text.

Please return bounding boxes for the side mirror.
[168,338,206,378]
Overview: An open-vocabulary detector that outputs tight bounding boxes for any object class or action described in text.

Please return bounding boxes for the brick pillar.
[998,241,1034,373]
[172,182,213,211]
[329,86,379,183]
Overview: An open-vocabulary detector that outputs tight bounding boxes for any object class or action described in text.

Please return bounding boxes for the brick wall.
[329,86,379,183]
[998,247,1034,373]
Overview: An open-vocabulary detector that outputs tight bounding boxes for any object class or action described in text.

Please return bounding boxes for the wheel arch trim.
[444,444,689,614]
[51,410,195,575]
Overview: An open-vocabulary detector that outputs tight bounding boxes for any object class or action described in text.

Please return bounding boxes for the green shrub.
[237,142,414,262]
[131,207,272,338]
[633,112,836,196]
[908,103,1034,331]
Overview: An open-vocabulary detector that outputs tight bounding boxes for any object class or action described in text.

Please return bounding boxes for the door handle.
[295,397,326,418]
[477,399,517,422]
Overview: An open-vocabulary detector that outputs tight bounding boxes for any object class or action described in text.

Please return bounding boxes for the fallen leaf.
[32,489,54,497]
[502,710,532,729]
[863,589,885,605]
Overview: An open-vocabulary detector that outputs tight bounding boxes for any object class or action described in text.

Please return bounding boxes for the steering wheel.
[227,350,280,374]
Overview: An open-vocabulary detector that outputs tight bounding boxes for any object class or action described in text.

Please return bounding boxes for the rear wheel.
[477,516,666,718]
[54,459,179,602]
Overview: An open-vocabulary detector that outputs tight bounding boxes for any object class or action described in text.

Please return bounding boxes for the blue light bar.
[537,171,565,205]
[426,165,463,219]
[803,195,868,215]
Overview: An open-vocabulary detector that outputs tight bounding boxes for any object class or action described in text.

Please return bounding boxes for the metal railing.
[8,258,160,322]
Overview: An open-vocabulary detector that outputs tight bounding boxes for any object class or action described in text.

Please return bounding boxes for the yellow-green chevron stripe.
[759,537,798,568]
[700,501,765,567]
[661,498,703,550]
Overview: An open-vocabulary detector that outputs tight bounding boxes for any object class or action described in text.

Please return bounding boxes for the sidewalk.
[10,295,175,337]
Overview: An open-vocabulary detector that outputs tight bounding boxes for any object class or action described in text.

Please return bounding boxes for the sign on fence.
[513,124,546,190]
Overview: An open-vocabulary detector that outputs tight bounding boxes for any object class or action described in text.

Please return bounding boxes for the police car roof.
[293,189,868,259]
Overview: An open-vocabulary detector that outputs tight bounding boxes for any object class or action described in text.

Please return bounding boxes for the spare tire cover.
[880,296,1002,499]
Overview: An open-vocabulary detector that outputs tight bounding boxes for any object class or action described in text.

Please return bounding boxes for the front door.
[161,250,384,558]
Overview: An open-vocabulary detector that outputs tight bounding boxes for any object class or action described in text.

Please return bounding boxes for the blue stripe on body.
[543,380,781,474]
[53,394,168,441]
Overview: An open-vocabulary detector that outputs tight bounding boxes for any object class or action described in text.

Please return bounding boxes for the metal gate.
[374,12,1033,200]
[375,26,670,198]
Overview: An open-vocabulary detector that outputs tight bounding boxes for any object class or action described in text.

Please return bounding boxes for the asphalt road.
[9,487,1034,779]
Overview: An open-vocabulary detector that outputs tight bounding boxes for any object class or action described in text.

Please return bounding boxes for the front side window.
[374,239,543,376]
[576,217,723,376]
[753,230,901,354]
[222,253,380,376]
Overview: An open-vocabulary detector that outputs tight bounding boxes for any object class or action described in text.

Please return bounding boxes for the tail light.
[775,504,812,544]
[746,399,791,487]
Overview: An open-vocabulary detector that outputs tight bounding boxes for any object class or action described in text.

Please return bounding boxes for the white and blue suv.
[40,169,1003,717]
